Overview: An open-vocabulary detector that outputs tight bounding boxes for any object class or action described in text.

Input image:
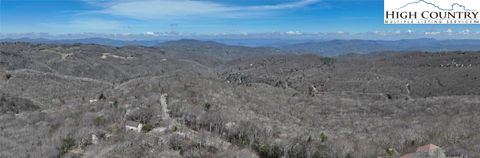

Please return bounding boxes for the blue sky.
[1,0,480,39]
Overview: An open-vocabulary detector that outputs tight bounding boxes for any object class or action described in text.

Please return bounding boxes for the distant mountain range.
[0,38,303,47]
[2,38,480,56]
[281,38,480,56]
[0,38,164,47]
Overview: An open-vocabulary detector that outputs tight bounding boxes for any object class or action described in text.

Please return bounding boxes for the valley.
[0,41,479,158]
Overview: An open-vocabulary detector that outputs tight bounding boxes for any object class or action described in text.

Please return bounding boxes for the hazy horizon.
[2,0,480,40]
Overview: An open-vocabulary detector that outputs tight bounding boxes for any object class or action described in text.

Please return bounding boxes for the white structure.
[310,85,319,93]
[125,121,143,133]
[151,127,167,134]
[91,134,99,144]
[405,83,411,96]
[225,122,237,130]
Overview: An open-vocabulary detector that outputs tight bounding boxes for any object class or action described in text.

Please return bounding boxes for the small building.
[401,144,446,158]
[125,120,143,133]
[91,134,99,144]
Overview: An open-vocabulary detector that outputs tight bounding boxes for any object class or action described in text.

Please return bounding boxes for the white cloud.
[286,30,303,35]
[425,31,441,35]
[144,31,158,36]
[459,29,471,35]
[445,28,454,35]
[245,0,319,10]
[92,0,320,20]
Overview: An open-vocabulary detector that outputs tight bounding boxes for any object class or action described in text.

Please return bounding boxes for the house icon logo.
[384,0,480,24]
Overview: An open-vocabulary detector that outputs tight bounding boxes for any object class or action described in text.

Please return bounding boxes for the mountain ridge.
[3,38,480,56]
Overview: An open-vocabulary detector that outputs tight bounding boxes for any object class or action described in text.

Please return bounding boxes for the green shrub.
[321,57,336,65]
[287,143,308,158]
[93,116,106,126]
[385,148,398,156]
[113,100,119,108]
[253,143,284,158]
[98,93,107,100]
[172,126,179,132]
[37,45,50,50]
[410,140,416,146]
[204,103,212,111]
[226,132,251,147]
[169,135,187,150]
[320,132,328,142]
[142,124,154,132]
[5,74,12,80]
[60,136,75,155]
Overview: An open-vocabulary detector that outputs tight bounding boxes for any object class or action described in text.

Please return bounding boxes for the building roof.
[125,120,141,127]
[416,144,440,153]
